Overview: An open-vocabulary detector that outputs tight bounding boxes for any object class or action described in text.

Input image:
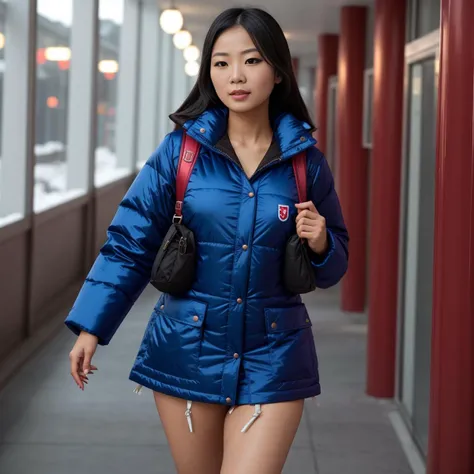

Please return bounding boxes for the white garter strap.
[241,404,262,432]
[185,400,193,433]
[227,404,262,432]
[133,386,265,434]
[134,387,194,433]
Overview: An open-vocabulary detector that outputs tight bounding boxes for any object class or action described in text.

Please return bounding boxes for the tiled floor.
[0,285,413,473]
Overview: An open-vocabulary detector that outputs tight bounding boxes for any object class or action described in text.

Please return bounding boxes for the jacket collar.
[214,133,280,171]
[179,107,317,160]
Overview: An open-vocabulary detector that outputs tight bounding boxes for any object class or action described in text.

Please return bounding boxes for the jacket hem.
[129,369,321,406]
[129,370,225,404]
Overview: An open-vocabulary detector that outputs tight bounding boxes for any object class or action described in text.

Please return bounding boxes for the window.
[399,56,437,455]
[362,68,374,149]
[0,3,5,161]
[407,0,441,41]
[95,0,127,187]
[34,0,82,213]
[326,76,338,183]
[0,1,13,227]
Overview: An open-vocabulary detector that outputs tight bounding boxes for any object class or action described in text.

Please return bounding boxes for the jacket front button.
[248,192,254,198]
[300,136,306,142]
[271,322,277,329]
[200,127,206,133]
[193,315,199,322]
[233,353,239,359]
[160,305,165,310]
[236,298,243,304]
[226,397,232,404]
[242,244,248,251]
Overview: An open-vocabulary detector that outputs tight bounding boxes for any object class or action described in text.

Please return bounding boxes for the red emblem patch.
[278,204,289,222]
[183,150,195,163]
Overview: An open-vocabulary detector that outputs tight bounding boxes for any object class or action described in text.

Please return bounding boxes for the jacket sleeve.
[306,147,349,289]
[64,133,178,345]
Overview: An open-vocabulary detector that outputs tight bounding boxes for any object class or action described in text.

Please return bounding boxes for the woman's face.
[210,26,281,114]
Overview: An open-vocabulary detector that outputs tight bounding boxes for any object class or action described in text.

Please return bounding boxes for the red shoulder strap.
[292,152,307,203]
[175,133,200,219]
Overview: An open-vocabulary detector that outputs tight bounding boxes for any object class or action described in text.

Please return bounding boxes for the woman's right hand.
[69,331,99,390]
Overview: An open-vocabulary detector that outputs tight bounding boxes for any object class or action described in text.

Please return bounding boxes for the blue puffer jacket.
[65,108,349,406]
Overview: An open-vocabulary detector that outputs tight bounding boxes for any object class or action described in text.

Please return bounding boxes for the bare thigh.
[153,392,228,474]
[220,399,305,474]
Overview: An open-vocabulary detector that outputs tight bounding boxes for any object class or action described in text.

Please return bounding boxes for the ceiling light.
[160,8,184,35]
[173,30,192,50]
[184,45,200,62]
[45,47,71,61]
[98,59,119,74]
[185,61,199,77]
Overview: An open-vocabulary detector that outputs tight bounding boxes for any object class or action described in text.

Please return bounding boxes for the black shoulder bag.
[283,152,317,294]
[150,133,200,295]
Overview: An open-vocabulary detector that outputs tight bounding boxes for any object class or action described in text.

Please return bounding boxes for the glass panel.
[407,0,441,41]
[35,0,75,213]
[95,0,126,187]
[0,1,12,226]
[412,57,436,454]
[326,80,338,183]
[417,0,440,38]
[401,63,422,416]
[400,57,437,456]
[363,70,374,148]
[366,72,373,144]
[0,2,5,160]
[406,0,418,42]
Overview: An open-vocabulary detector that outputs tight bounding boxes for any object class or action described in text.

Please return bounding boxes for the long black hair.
[170,7,315,130]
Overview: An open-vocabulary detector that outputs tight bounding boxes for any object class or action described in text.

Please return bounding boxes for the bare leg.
[153,392,228,474]
[220,400,305,474]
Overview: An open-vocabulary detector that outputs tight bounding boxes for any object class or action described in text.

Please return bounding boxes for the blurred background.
[0,1,472,473]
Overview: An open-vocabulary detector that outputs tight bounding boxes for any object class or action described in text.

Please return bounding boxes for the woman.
[66,7,348,474]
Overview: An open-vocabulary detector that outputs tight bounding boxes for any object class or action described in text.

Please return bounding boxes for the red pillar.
[366,0,406,397]
[337,6,368,312]
[315,35,338,155]
[427,0,474,472]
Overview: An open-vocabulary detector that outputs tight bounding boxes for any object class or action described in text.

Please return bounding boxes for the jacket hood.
[177,108,317,160]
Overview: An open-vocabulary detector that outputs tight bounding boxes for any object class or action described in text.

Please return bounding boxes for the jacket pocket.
[146,294,208,380]
[264,304,318,384]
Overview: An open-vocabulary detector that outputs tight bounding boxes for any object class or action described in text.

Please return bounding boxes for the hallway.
[0,285,412,473]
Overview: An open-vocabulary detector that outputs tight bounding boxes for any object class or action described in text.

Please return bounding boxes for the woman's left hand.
[295,201,328,255]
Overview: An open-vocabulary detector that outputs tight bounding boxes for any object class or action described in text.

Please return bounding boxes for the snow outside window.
[33,0,85,213]
[95,0,129,187]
